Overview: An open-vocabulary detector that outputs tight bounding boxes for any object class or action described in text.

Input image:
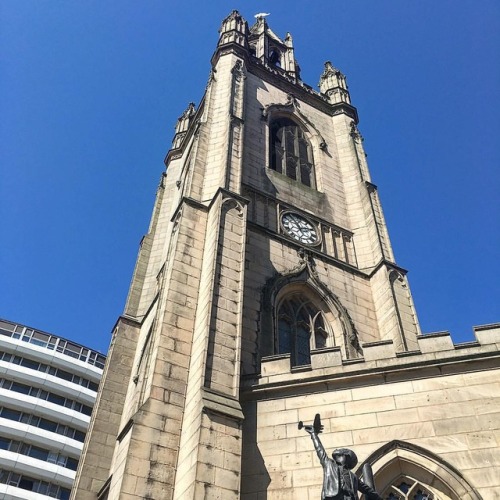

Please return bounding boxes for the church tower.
[72,11,500,500]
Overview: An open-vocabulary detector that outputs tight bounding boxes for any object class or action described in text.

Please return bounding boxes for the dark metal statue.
[299,414,383,500]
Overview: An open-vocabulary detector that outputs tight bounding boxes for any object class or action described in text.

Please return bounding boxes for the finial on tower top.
[323,61,339,74]
[254,12,270,19]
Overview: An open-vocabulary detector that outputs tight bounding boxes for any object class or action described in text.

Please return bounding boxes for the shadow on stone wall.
[240,401,270,499]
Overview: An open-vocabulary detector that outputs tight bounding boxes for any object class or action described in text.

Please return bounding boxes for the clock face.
[281,212,319,245]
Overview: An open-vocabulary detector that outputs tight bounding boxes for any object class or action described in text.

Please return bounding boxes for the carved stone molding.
[350,120,364,141]
[261,95,328,149]
[261,255,363,360]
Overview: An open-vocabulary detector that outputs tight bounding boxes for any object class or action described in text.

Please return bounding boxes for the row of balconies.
[0,325,102,500]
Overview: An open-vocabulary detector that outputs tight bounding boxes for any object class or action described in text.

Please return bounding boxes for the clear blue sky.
[1,1,499,353]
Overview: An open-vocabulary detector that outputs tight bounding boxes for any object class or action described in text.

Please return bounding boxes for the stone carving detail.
[286,93,299,107]
[232,59,245,79]
[159,171,167,189]
[172,210,182,234]
[204,68,216,94]
[261,95,297,119]
[230,59,246,122]
[297,248,318,278]
[221,196,245,218]
[320,60,342,79]
[389,269,406,286]
[350,120,364,141]
[261,254,363,360]
[180,102,196,121]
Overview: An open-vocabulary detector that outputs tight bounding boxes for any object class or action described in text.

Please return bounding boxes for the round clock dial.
[281,212,319,245]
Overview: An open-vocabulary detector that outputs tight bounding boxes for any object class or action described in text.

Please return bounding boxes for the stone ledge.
[201,388,244,421]
[417,332,455,353]
[362,340,395,361]
[311,347,342,369]
[475,323,500,345]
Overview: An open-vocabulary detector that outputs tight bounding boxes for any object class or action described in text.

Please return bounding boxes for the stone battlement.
[252,323,499,393]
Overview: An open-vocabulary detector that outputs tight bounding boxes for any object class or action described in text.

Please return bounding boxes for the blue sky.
[1,1,499,353]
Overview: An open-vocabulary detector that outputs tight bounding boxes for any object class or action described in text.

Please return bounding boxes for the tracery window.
[384,478,437,500]
[276,293,328,367]
[270,118,314,187]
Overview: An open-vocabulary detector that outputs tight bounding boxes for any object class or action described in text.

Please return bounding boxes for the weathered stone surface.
[74,11,500,500]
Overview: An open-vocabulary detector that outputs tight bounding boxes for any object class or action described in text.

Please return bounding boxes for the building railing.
[0,436,78,471]
[0,379,92,416]
[0,352,99,392]
[0,320,106,370]
[0,469,71,499]
[0,406,86,442]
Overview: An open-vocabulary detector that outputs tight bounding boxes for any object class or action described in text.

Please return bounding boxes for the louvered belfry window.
[270,118,314,187]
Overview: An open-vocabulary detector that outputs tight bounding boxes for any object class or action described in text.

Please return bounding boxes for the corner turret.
[172,102,196,149]
[218,10,249,49]
[319,61,351,104]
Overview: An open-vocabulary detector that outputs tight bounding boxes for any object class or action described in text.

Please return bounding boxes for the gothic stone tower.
[73,11,500,500]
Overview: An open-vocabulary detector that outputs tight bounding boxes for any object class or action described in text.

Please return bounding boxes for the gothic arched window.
[364,440,480,500]
[276,294,327,367]
[270,118,314,187]
[383,478,437,500]
[269,49,281,67]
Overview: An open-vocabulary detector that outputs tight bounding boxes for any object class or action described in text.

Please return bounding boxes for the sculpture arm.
[309,431,328,466]
[358,478,383,500]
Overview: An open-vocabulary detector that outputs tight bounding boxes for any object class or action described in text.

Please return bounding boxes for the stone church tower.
[72,11,500,500]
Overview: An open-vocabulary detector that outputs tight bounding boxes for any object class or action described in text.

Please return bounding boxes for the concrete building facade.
[72,11,500,500]
[0,318,104,500]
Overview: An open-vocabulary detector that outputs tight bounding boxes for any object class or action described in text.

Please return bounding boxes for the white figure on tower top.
[254,12,271,19]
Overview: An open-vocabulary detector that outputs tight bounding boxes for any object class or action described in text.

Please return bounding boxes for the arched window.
[362,440,480,500]
[276,294,327,367]
[270,118,314,187]
[384,478,436,499]
[269,49,281,67]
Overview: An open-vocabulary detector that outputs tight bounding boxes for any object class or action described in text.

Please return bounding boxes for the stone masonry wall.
[240,325,500,499]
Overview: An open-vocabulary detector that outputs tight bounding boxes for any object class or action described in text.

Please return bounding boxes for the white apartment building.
[0,318,104,500]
